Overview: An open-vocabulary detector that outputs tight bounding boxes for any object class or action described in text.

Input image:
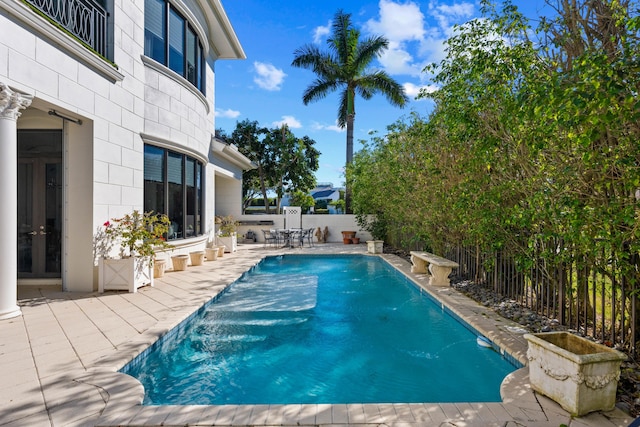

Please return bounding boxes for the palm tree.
[292,9,408,213]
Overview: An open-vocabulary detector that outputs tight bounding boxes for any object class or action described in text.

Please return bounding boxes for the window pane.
[197,42,203,91]
[186,27,197,86]
[143,146,203,241]
[196,162,202,235]
[186,157,196,237]
[144,145,165,215]
[167,152,183,240]
[144,0,166,63]
[199,43,205,92]
[168,8,185,76]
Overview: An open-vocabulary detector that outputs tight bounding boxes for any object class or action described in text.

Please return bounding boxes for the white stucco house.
[311,183,342,214]
[0,0,252,318]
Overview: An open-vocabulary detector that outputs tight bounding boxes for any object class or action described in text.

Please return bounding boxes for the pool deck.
[1,243,634,427]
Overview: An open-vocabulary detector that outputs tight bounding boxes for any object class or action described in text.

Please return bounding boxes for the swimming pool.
[122,255,517,405]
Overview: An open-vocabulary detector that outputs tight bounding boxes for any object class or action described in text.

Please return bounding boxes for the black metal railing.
[25,0,107,57]
[443,243,640,356]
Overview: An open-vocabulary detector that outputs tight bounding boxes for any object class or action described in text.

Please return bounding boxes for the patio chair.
[262,229,278,248]
[305,228,315,246]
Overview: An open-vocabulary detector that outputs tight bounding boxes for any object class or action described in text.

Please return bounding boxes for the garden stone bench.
[410,251,459,287]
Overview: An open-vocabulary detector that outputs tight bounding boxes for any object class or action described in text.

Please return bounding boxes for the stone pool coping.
[2,243,633,426]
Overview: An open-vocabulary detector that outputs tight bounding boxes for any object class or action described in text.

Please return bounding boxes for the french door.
[17,130,63,278]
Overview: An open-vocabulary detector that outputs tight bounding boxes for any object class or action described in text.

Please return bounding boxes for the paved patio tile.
[315,403,334,424]
[362,404,383,423]
[331,403,350,423]
[392,403,416,422]
[407,403,433,423]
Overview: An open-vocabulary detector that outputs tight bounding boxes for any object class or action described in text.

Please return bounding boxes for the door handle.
[28,231,37,236]
[38,225,47,235]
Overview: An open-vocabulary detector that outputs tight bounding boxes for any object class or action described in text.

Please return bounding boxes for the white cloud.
[214,108,241,119]
[311,120,345,133]
[272,115,302,129]
[430,2,475,33]
[366,0,426,43]
[313,20,331,44]
[362,0,476,78]
[253,61,287,91]
[378,41,422,76]
[363,0,426,77]
[403,82,438,99]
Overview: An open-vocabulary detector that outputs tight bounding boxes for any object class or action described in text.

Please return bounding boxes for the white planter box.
[98,257,153,293]
[524,332,626,416]
[367,240,384,254]
[217,233,237,253]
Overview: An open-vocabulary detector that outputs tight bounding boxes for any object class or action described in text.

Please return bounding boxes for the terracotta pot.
[189,251,205,266]
[171,254,189,271]
[205,248,218,261]
[153,258,167,278]
[343,238,353,244]
[351,237,360,244]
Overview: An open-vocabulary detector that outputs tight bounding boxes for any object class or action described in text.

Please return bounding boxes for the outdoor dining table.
[275,228,303,248]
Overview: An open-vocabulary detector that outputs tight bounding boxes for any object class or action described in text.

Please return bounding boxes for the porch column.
[0,83,33,320]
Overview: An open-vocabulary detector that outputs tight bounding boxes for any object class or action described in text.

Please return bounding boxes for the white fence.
[235,214,372,244]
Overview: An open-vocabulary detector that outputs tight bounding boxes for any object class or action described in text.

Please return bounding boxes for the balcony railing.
[25,0,107,57]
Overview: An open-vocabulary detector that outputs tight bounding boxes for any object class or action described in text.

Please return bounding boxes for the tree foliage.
[348,0,640,275]
[222,120,320,213]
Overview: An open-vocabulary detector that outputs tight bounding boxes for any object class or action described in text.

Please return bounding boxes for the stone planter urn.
[171,254,189,271]
[205,247,218,261]
[216,245,225,257]
[524,332,626,416]
[99,257,153,293]
[189,251,205,266]
[367,240,384,254]
[153,258,167,278]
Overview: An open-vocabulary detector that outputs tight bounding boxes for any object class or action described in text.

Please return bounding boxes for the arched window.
[144,145,203,240]
[144,0,205,93]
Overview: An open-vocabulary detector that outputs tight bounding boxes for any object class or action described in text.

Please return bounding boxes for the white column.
[0,83,32,320]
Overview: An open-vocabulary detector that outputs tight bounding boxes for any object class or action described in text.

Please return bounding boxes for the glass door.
[17,130,63,278]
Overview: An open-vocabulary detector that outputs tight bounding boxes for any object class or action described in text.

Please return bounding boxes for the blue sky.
[214,0,550,187]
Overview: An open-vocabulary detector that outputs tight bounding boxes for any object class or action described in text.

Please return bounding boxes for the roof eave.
[198,0,246,60]
[212,138,256,170]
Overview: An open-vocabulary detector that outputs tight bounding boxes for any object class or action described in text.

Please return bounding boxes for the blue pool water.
[122,255,517,405]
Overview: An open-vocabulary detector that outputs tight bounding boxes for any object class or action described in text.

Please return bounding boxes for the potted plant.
[341,231,356,244]
[99,210,171,292]
[216,215,239,253]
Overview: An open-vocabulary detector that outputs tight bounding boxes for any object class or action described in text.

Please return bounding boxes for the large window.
[145,0,205,92]
[144,145,203,240]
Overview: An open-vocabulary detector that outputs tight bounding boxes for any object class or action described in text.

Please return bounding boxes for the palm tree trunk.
[345,113,354,214]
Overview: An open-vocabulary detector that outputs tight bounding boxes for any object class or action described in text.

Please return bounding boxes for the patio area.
[0,243,634,426]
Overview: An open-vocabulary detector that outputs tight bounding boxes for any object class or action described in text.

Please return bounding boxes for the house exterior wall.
[234,214,373,244]
[0,0,246,293]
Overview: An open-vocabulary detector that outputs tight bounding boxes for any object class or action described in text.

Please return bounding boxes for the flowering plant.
[216,215,239,236]
[103,210,171,258]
